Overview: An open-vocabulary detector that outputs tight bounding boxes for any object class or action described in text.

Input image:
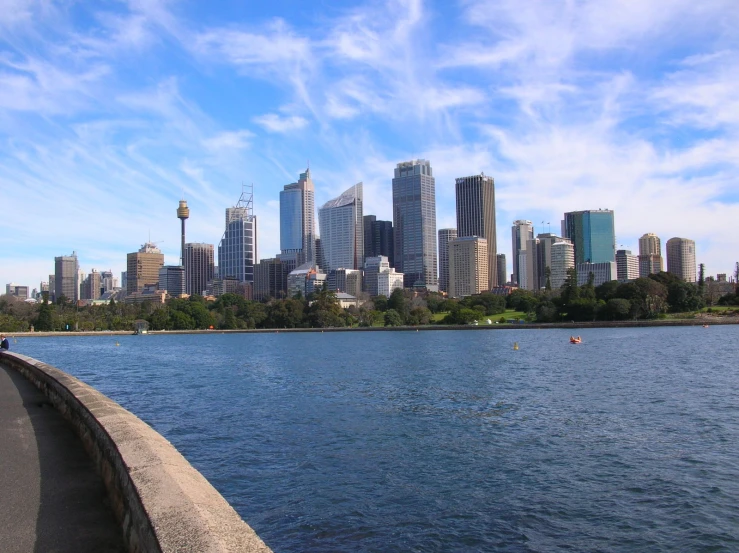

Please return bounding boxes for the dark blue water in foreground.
[13,326,739,552]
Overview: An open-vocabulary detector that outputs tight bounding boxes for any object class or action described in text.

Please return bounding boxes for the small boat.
[702,324,709,328]
[569,336,582,344]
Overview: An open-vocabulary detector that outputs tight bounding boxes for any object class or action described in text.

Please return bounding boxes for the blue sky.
[1,0,738,290]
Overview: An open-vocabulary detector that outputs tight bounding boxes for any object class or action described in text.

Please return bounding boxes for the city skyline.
[1,1,738,287]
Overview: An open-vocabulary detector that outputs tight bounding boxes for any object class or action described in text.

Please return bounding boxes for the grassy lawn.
[431,309,528,324]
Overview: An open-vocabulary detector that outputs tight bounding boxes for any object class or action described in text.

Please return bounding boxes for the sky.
[1,0,738,290]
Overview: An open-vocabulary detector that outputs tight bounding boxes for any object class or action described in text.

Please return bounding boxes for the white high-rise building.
[511,220,534,286]
[577,262,617,287]
[377,268,404,297]
[550,241,575,290]
[615,250,639,281]
[364,256,391,296]
[218,188,257,284]
[318,183,364,272]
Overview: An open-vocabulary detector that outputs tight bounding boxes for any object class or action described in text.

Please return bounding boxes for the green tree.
[384,309,403,327]
[388,288,408,321]
[35,294,54,331]
[603,298,631,320]
[373,295,388,312]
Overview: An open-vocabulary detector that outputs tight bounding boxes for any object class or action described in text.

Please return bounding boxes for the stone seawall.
[1,351,272,553]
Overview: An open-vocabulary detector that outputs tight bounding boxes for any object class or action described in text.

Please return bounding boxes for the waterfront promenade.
[0,363,125,552]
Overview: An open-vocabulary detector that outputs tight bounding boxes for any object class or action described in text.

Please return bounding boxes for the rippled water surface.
[14,326,739,552]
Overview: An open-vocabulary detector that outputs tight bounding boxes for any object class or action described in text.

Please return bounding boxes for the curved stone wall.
[1,352,272,553]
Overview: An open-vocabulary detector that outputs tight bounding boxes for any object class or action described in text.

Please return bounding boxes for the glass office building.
[392,159,438,289]
[318,183,364,272]
[562,209,616,265]
[218,189,257,283]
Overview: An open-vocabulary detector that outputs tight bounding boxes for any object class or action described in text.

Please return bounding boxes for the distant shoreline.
[6,317,738,338]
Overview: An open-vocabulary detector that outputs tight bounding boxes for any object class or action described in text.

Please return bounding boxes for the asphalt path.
[0,362,125,553]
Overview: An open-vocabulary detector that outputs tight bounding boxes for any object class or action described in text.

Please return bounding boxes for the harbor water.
[13,326,739,552]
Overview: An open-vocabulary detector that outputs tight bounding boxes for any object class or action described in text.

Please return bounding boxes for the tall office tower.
[392,159,438,289]
[550,241,575,289]
[511,220,534,286]
[314,238,325,272]
[218,188,257,284]
[496,254,507,287]
[562,209,616,265]
[364,255,391,296]
[55,251,79,302]
[280,168,315,266]
[615,249,639,281]
[254,258,289,300]
[158,265,185,297]
[437,228,458,293]
[448,236,489,299]
[363,215,394,267]
[81,269,101,300]
[522,233,567,291]
[455,173,497,289]
[318,182,364,272]
[666,237,697,282]
[177,200,189,264]
[126,243,164,295]
[638,232,664,277]
[184,243,215,295]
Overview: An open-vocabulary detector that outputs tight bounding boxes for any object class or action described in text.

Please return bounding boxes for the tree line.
[0,271,736,333]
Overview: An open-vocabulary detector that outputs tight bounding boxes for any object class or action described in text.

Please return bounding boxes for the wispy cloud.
[253,113,308,133]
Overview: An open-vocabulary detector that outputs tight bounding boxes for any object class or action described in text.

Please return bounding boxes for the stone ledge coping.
[1,351,272,553]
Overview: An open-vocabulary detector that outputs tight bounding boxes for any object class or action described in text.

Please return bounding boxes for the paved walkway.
[0,363,126,553]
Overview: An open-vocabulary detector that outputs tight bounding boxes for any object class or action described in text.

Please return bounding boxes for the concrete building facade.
[455,174,497,289]
[437,228,457,294]
[550,241,575,290]
[666,237,697,282]
[638,233,664,277]
[576,262,617,287]
[184,243,214,296]
[615,249,639,281]
[55,252,80,302]
[511,220,534,286]
[448,236,489,299]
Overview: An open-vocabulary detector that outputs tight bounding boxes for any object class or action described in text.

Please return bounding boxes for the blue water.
[12,326,739,552]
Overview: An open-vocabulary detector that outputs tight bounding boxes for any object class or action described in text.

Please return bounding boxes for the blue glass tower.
[562,210,615,265]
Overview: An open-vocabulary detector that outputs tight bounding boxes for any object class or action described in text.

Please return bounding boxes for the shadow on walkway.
[0,364,126,553]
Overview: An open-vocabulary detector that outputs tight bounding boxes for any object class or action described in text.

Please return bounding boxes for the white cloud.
[253,114,308,133]
[202,130,253,150]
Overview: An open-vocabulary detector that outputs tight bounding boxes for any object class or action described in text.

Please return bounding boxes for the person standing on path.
[0,335,9,351]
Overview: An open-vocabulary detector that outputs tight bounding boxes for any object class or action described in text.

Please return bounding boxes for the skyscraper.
[126,243,164,295]
[511,220,534,286]
[616,249,639,281]
[638,233,663,277]
[280,168,315,266]
[54,252,79,302]
[184,243,214,296]
[448,236,489,299]
[159,265,185,297]
[438,228,457,293]
[218,188,257,284]
[496,253,507,287]
[455,173,497,289]
[254,258,289,300]
[666,237,697,282]
[392,159,438,289]
[363,215,394,267]
[550,241,575,289]
[318,182,364,272]
[562,210,616,265]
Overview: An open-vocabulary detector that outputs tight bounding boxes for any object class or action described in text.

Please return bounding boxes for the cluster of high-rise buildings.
[508,214,700,292]
[8,158,721,306]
